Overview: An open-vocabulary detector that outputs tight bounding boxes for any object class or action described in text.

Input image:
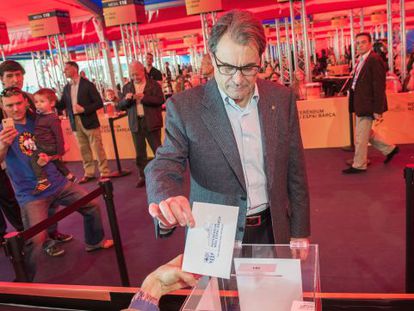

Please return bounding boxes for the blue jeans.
[21,182,105,281]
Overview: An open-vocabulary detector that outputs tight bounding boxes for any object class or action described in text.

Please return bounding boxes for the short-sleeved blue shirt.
[0,115,67,207]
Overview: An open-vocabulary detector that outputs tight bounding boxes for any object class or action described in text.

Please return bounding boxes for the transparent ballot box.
[181,244,320,311]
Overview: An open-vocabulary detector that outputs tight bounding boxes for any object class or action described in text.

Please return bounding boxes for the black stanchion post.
[405,164,414,293]
[99,179,130,287]
[108,115,131,177]
[3,232,29,282]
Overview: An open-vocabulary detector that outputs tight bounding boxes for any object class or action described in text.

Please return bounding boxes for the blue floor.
[0,144,412,293]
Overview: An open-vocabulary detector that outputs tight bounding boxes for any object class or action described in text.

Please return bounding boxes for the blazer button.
[240,195,247,201]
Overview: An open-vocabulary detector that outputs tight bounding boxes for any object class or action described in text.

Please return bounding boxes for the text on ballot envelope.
[182,202,239,279]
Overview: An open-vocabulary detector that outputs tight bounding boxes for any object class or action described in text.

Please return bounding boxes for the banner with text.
[103,0,146,27]
[185,0,223,15]
[28,10,72,38]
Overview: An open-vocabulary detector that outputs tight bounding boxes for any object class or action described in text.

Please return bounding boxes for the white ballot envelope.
[234,258,303,311]
[182,202,239,279]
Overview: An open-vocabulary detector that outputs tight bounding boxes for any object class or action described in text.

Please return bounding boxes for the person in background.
[118,61,164,188]
[0,60,35,113]
[291,70,306,100]
[0,87,114,280]
[57,61,112,184]
[200,54,214,83]
[0,61,69,251]
[164,62,172,81]
[30,88,76,194]
[145,53,163,83]
[183,80,193,90]
[403,68,414,92]
[104,88,120,116]
[123,254,199,311]
[342,33,399,174]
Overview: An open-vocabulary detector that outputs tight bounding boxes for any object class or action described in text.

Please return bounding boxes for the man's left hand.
[74,103,85,113]
[290,237,310,260]
[37,153,51,167]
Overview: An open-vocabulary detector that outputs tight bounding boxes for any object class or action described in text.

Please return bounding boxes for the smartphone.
[2,118,15,129]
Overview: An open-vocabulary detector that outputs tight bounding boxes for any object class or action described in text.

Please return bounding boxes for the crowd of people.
[0,8,405,310]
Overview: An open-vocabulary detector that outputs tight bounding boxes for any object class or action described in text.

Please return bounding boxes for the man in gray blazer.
[145,10,310,245]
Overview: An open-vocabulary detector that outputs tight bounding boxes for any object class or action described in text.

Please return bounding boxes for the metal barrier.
[405,164,414,293]
[3,179,130,286]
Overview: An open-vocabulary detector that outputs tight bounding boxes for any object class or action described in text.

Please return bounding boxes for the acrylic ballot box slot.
[181,244,320,311]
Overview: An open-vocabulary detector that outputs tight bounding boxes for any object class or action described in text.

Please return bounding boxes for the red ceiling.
[2,0,414,55]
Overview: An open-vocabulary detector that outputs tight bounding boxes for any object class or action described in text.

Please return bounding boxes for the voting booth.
[181,244,320,311]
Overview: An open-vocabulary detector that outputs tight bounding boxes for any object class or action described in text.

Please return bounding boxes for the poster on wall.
[28,10,72,38]
[102,0,146,27]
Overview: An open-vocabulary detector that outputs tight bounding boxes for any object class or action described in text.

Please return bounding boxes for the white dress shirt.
[218,84,269,215]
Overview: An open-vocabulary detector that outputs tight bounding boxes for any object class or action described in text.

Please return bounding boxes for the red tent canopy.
[1,0,413,56]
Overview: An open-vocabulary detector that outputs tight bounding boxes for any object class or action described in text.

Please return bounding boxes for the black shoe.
[342,167,367,174]
[136,177,145,188]
[49,232,73,243]
[78,176,96,184]
[384,146,399,164]
[44,245,65,257]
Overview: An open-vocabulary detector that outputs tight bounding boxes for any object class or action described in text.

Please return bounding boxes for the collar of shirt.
[134,79,146,93]
[358,50,371,65]
[217,84,259,113]
[71,77,80,86]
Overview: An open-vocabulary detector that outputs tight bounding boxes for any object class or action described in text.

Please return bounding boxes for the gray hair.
[208,10,266,56]
[129,60,144,70]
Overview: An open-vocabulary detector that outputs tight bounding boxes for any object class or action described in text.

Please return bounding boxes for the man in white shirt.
[342,33,398,174]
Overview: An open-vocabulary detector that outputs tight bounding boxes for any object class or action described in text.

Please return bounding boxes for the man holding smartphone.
[0,87,113,281]
[0,60,72,254]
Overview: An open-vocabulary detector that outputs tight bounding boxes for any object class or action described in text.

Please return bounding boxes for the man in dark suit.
[145,10,310,246]
[145,53,162,83]
[119,61,164,188]
[57,61,111,183]
[342,33,398,174]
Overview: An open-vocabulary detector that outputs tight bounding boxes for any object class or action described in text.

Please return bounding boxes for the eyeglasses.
[212,53,261,77]
[1,87,24,98]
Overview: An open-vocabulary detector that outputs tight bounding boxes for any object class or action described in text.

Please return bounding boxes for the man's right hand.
[149,196,195,229]
[125,93,134,100]
[0,127,18,147]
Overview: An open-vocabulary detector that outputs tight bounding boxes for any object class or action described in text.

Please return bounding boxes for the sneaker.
[85,239,114,252]
[66,173,78,183]
[32,179,51,195]
[44,245,65,257]
[49,232,73,243]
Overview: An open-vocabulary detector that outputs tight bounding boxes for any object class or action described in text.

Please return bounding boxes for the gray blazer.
[145,79,310,243]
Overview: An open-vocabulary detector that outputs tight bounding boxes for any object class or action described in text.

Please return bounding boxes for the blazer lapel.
[200,80,246,192]
[257,80,279,189]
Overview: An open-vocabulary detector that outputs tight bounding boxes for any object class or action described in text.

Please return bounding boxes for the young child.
[31,88,75,194]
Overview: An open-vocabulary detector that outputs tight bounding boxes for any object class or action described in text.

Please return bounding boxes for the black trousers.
[0,169,24,235]
[242,209,275,245]
[131,118,161,177]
